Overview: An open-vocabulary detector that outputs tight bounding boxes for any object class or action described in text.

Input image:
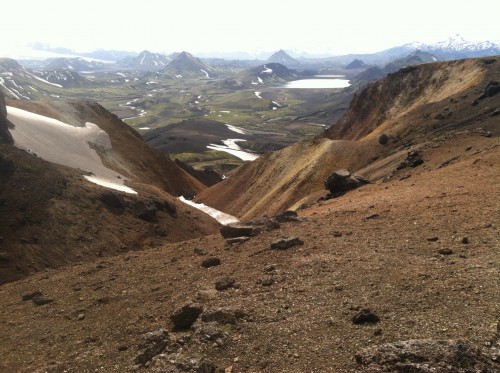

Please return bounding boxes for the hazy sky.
[2,0,499,57]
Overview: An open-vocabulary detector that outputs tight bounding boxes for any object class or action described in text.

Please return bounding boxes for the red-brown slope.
[324,57,499,141]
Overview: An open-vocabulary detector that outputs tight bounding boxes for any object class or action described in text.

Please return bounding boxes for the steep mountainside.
[1,99,219,284]
[196,57,500,220]
[327,57,499,141]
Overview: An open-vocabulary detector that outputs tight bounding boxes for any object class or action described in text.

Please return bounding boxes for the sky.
[1,0,499,58]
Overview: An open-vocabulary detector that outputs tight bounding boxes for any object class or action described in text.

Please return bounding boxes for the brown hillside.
[0,100,220,284]
[324,57,498,141]
[6,99,206,197]
[196,57,500,220]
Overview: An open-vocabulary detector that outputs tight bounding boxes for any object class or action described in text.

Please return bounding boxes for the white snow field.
[7,106,137,194]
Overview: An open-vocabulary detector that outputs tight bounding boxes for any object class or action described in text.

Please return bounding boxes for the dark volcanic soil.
[0,132,498,372]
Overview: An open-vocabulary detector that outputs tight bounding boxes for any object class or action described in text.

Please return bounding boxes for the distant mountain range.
[10,34,498,66]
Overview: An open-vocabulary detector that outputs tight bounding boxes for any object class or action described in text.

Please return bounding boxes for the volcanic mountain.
[345,59,368,69]
[265,49,301,67]
[159,51,217,79]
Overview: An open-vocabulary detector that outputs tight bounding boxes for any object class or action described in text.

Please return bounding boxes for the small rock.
[77,313,85,321]
[274,210,300,222]
[374,328,383,336]
[118,345,128,351]
[352,308,380,324]
[196,322,228,341]
[21,291,54,306]
[259,277,275,287]
[134,329,170,366]
[194,248,208,256]
[202,308,246,325]
[225,237,249,245]
[170,304,203,330]
[270,237,304,250]
[427,236,439,242]
[438,248,454,255]
[215,277,236,291]
[460,237,469,244]
[363,214,380,221]
[201,257,221,268]
[378,133,389,145]
[333,231,342,237]
[264,264,277,272]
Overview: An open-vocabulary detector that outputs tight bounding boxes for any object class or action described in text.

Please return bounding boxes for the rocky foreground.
[0,131,498,372]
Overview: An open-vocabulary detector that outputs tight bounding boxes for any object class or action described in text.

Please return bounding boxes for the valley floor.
[0,133,498,372]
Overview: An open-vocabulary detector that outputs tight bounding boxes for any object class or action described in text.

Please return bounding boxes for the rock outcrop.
[0,94,13,144]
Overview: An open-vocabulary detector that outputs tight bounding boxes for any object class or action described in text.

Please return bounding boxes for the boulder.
[220,225,258,239]
[324,169,369,197]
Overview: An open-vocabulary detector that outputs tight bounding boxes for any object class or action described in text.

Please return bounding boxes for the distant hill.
[345,59,368,69]
[0,58,63,100]
[237,63,297,85]
[159,51,217,79]
[32,69,93,88]
[266,49,300,67]
[118,50,172,69]
[45,57,107,71]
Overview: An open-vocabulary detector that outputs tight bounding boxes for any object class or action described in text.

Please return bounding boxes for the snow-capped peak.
[406,34,500,52]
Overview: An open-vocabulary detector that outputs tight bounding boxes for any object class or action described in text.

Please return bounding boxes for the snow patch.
[179,196,239,225]
[261,65,273,74]
[254,91,262,99]
[207,139,258,161]
[7,106,136,194]
[200,69,210,79]
[84,176,137,194]
[226,124,247,134]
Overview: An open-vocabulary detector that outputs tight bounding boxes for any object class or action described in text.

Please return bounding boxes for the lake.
[283,75,350,89]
